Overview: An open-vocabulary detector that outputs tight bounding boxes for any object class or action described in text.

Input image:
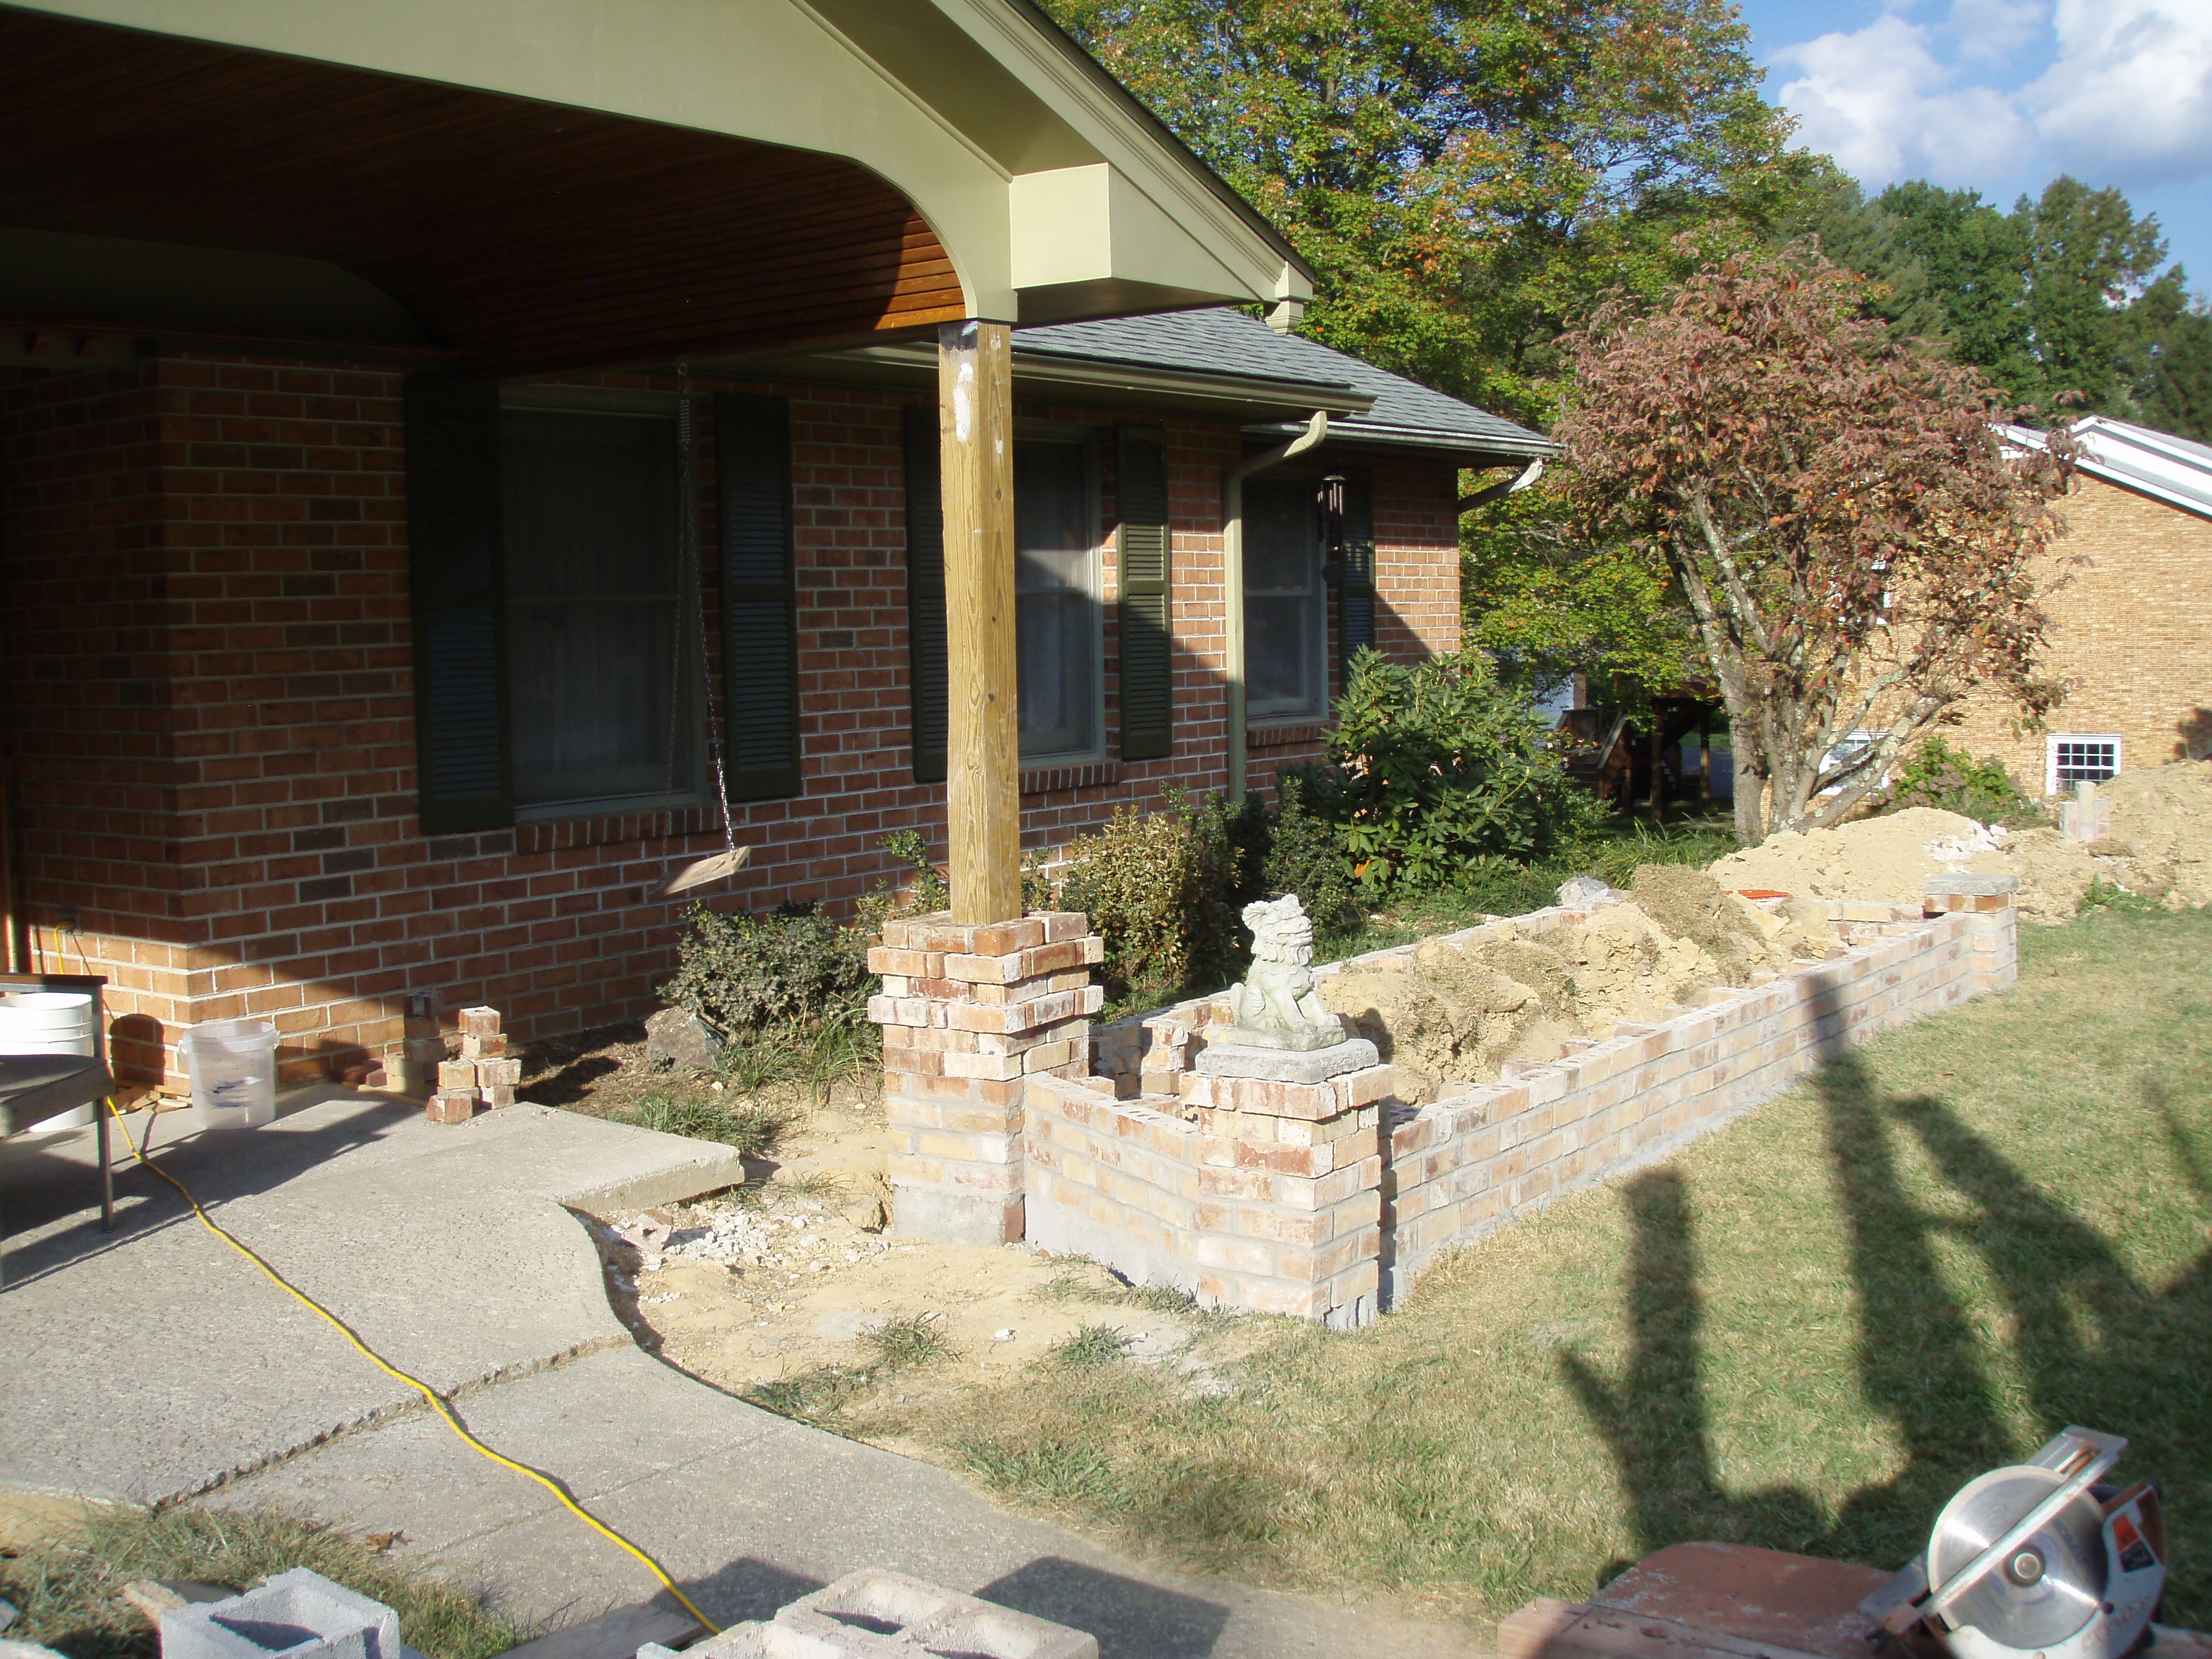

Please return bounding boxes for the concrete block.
[1195,1038,1379,1082]
[158,1569,400,1659]
[890,1182,1024,1246]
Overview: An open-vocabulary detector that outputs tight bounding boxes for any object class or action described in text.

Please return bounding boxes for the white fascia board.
[933,0,1311,307]
[1009,163,1251,300]
[18,0,1022,315]
[2006,419,2212,521]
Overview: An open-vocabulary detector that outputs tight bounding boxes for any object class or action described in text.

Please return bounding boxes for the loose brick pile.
[425,1005,518,1125]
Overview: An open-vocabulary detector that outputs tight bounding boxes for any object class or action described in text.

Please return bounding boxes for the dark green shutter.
[1339,474,1377,688]
[717,394,803,801]
[1116,426,1172,760]
[405,374,513,834]
[902,406,948,785]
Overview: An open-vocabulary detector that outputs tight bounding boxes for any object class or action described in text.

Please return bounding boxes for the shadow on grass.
[1563,1046,2212,1594]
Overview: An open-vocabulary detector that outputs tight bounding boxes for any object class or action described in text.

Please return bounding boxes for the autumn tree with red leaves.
[1557,243,2077,842]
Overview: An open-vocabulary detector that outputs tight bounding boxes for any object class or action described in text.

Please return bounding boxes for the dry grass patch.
[888,905,2212,1629]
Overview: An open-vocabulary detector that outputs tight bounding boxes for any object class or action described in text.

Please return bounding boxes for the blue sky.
[1732,0,2211,300]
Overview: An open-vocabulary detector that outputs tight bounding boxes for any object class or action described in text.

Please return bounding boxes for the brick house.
[1945,418,2212,793]
[0,4,1546,1093]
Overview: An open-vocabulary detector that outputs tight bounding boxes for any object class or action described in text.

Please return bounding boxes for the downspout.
[1224,411,1329,805]
[1457,457,1545,513]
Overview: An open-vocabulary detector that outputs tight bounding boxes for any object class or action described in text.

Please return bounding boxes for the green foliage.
[1043,0,1806,428]
[861,1312,959,1370]
[1048,1322,1136,1368]
[608,1090,794,1157]
[1060,787,1252,1004]
[877,830,949,914]
[1877,738,2041,827]
[1257,773,1359,938]
[661,902,873,1038]
[0,1506,516,1659]
[1290,648,1593,891]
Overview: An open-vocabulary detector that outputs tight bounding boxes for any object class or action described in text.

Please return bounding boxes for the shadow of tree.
[1563,1048,2211,1596]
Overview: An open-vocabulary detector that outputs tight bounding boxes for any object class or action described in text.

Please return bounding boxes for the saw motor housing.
[1861,1428,2166,1659]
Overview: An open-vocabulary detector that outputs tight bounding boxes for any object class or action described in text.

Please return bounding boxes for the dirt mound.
[2104,760,2212,909]
[1318,869,1830,1104]
[1707,806,2004,902]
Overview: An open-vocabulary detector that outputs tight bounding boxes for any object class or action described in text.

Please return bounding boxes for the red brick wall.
[1,352,1462,1089]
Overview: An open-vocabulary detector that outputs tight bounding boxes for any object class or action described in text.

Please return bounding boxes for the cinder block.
[159,1568,400,1659]
[457,1005,502,1040]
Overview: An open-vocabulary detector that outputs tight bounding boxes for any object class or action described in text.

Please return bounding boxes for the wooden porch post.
[938,319,1022,924]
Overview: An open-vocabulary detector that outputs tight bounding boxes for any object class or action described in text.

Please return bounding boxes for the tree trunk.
[1732,760,1768,845]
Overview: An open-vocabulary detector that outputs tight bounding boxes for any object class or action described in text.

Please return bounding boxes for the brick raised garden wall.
[1032,888,2017,1318]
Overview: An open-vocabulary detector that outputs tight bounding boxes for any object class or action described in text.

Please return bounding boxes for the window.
[2048,734,2120,793]
[1014,435,1102,761]
[500,408,697,811]
[1245,479,1326,720]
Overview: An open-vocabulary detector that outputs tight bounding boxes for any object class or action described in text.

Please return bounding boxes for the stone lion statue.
[1224,894,1346,1051]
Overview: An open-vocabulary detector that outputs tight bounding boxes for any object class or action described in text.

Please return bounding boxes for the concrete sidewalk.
[1,1093,1480,1658]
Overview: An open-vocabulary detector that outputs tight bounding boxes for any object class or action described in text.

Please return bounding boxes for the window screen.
[1245,480,1325,719]
[2051,736,2120,788]
[501,408,694,809]
[1015,439,1098,760]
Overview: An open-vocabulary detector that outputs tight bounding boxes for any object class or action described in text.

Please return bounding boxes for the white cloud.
[1945,0,2048,64]
[2028,0,2212,184]
[1772,14,2034,185]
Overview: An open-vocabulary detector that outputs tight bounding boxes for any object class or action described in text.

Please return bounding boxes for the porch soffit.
[0,9,966,377]
[9,0,1310,343]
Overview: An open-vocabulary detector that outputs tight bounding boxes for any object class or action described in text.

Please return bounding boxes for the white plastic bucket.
[181,1017,279,1130]
[0,992,97,1128]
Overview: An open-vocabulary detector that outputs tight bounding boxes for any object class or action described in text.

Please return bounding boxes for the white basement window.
[2046,734,2121,795]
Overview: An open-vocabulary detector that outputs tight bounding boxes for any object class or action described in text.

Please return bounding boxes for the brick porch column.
[1923,874,2019,996]
[1180,1054,1393,1329]
[866,910,1104,1245]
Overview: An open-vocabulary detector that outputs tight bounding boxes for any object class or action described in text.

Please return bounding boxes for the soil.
[1704,763,2212,921]
[1316,867,1834,1105]
[516,1023,1213,1425]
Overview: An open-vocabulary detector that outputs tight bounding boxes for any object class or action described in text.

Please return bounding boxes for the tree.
[1042,0,1807,426]
[2134,289,2212,442]
[1874,181,2036,389]
[1557,243,2076,842]
[2016,176,2172,415]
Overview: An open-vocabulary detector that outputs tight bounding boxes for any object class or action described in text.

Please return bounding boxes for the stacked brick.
[1026,1056,1393,1329]
[425,1005,518,1125]
[865,911,1104,1246]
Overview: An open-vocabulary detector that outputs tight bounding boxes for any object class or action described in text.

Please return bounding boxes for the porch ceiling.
[0,9,966,377]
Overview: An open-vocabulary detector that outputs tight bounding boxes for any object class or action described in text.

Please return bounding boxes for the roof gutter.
[1223,410,1329,805]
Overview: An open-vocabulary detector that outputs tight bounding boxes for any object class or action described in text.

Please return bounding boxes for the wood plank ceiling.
[0,9,967,377]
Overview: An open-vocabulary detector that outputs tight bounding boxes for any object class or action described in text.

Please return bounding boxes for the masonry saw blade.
[1928,1464,2108,1651]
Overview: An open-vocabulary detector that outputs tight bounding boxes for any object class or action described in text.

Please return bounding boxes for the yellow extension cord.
[102,1094,720,1634]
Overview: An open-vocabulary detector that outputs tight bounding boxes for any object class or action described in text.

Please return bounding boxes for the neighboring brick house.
[1945,418,2212,793]
[1,307,1545,1090]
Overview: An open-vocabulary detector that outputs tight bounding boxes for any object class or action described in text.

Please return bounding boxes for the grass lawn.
[0,1506,518,1659]
[898,903,2212,1630]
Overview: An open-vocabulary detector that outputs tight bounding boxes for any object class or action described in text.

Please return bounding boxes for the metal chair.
[0,973,116,1285]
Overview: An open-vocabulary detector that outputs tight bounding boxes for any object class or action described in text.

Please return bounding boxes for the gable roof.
[1015,307,1554,461]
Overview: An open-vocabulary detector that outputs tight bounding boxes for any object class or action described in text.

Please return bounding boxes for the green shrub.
[1258,772,1359,938]
[877,829,949,914]
[660,902,872,1038]
[1292,648,1596,891]
[1878,737,2041,825]
[1060,786,1248,1004]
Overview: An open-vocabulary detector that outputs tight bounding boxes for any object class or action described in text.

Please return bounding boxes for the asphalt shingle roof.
[1015,307,1552,457]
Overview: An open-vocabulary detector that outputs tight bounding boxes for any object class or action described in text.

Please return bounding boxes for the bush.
[1292,648,1596,891]
[660,902,873,1038]
[1059,786,1249,1004]
[1257,772,1359,938]
[1878,737,2041,825]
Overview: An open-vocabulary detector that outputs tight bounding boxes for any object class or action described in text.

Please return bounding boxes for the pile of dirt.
[2104,760,2212,908]
[1317,866,1833,1104]
[1706,762,2212,920]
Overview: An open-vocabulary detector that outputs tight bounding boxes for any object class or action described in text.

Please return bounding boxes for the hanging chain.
[679,367,740,860]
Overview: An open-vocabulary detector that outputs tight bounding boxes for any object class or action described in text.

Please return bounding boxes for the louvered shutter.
[405,374,513,834]
[902,406,948,785]
[1338,474,1377,690]
[717,395,803,801]
[1116,426,1172,760]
